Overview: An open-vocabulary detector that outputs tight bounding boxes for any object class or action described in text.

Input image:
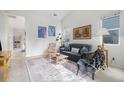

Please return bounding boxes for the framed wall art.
[73,25,91,40]
[38,26,47,38]
[48,26,56,36]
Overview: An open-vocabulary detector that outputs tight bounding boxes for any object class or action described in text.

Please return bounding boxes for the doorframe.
[4,12,26,57]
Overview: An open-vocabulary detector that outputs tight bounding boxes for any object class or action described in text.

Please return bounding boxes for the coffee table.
[51,54,68,64]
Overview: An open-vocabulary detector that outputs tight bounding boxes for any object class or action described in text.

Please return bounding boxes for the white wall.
[62,10,124,67]
[0,12,5,50]
[0,11,8,50]
[106,11,124,67]
[0,11,62,57]
[25,14,61,57]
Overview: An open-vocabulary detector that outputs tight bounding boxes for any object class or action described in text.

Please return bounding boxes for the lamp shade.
[97,28,109,36]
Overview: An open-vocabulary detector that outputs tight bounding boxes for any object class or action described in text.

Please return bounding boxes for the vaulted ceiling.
[5,10,71,21]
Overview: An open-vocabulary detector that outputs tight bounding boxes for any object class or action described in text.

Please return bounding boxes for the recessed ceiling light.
[53,13,57,16]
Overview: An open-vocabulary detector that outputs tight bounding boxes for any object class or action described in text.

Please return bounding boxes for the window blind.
[102,15,120,44]
[102,15,120,29]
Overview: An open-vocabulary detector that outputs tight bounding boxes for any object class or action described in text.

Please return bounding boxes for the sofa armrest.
[60,46,70,51]
[59,47,65,51]
[83,51,94,54]
[81,51,94,59]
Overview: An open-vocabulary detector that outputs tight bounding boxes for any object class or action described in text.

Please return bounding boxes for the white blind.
[102,15,120,29]
[102,14,120,44]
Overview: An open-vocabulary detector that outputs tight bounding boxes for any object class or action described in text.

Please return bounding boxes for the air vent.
[8,15,16,19]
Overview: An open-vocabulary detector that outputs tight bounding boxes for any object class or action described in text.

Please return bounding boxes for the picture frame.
[48,26,56,36]
[73,25,91,39]
[38,26,47,38]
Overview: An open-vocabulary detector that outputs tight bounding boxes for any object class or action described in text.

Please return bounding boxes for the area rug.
[26,57,91,82]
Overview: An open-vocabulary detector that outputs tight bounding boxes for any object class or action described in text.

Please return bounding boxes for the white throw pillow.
[71,48,79,53]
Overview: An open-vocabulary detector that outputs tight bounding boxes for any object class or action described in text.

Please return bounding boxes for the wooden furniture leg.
[76,64,80,75]
[92,73,95,80]
[3,59,7,81]
[105,49,108,67]
[103,48,109,68]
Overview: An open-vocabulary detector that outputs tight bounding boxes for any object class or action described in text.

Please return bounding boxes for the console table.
[0,51,11,81]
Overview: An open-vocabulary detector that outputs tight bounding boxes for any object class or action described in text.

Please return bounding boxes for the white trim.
[101,10,121,19]
[102,14,120,20]
[107,28,120,30]
[25,60,32,82]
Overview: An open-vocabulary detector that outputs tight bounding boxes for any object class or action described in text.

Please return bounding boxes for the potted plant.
[56,33,65,47]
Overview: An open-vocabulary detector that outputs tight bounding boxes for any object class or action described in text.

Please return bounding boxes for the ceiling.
[5,10,71,21]
[6,10,70,35]
[29,10,70,21]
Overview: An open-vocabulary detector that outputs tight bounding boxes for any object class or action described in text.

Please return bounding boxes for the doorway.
[7,14,26,59]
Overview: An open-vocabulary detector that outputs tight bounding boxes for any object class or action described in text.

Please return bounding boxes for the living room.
[0,10,124,82]
[1,0,124,92]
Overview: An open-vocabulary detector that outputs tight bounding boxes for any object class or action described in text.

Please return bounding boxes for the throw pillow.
[64,43,70,51]
[64,43,69,47]
[80,47,88,54]
[71,48,79,53]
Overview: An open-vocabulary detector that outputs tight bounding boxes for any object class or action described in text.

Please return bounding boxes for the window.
[102,15,120,44]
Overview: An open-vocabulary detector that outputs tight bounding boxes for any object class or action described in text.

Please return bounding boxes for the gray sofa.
[59,43,92,62]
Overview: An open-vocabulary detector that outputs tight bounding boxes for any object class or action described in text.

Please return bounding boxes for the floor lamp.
[97,28,109,49]
[97,28,109,67]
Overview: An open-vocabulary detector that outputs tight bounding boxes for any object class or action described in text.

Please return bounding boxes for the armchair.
[76,46,105,80]
[43,43,57,58]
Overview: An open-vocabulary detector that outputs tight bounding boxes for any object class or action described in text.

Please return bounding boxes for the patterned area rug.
[26,57,92,82]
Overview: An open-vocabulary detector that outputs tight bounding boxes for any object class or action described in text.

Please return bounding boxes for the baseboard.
[25,60,32,82]
[109,64,124,69]
[26,55,42,60]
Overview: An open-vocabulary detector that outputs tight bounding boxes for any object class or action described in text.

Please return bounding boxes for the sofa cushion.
[62,51,81,57]
[68,52,81,57]
[69,43,92,51]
